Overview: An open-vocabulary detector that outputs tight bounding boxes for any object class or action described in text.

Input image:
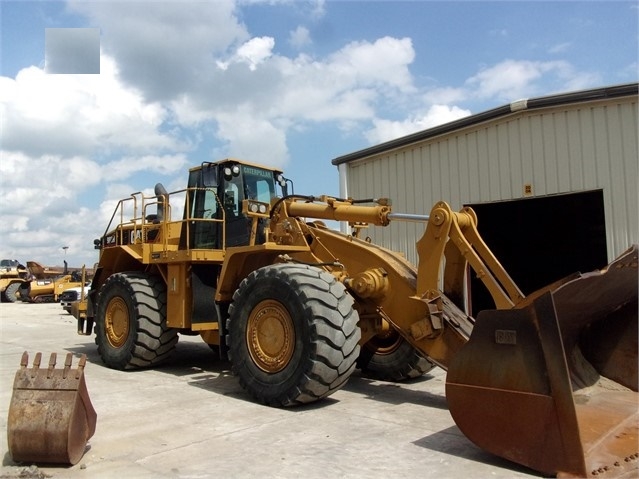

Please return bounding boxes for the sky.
[0,0,637,268]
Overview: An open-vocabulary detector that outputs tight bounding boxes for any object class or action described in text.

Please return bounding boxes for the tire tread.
[227,263,360,406]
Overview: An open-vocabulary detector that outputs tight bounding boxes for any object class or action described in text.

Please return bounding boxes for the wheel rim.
[367,329,402,356]
[246,299,295,373]
[105,296,130,348]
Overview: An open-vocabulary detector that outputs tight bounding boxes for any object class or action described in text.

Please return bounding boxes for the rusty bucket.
[446,245,638,478]
[7,352,97,465]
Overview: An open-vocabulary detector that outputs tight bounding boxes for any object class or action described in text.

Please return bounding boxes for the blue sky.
[1,0,637,267]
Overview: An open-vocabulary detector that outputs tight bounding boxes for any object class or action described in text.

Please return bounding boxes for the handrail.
[100,187,226,255]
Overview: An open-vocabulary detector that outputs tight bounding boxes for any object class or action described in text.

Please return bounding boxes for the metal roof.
[331,82,639,166]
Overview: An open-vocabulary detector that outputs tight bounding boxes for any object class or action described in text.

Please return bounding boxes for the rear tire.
[358,331,435,381]
[95,272,178,370]
[4,282,21,303]
[227,264,361,406]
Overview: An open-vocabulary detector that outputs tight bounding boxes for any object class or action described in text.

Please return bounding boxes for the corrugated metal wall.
[345,95,638,264]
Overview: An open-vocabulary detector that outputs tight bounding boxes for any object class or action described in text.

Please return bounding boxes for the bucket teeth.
[47,352,56,378]
[19,351,28,368]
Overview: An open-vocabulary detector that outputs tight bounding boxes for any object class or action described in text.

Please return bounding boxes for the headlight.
[247,201,269,216]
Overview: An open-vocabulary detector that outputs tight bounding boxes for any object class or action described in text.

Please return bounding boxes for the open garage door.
[465,189,607,317]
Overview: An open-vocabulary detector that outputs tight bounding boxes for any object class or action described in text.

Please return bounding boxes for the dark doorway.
[465,190,607,317]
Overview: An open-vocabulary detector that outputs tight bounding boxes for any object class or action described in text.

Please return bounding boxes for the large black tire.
[95,272,178,370]
[358,330,436,382]
[226,264,361,406]
[3,282,21,303]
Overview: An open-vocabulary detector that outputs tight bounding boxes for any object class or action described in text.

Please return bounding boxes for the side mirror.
[202,164,218,187]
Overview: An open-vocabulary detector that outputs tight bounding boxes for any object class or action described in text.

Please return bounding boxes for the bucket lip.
[578,389,639,476]
[549,245,638,341]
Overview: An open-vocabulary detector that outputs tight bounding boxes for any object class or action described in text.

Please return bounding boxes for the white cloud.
[104,154,190,181]
[173,35,417,133]
[364,104,471,145]
[289,26,312,49]
[0,151,101,209]
[1,57,180,158]
[215,108,289,168]
[271,53,377,120]
[0,150,106,265]
[238,37,275,69]
[218,36,275,71]
[466,59,576,101]
[328,37,416,92]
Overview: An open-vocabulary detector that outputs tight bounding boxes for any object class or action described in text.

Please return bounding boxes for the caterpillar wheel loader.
[25,158,635,477]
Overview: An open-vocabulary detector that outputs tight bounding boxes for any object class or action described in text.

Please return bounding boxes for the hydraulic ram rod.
[387,213,430,222]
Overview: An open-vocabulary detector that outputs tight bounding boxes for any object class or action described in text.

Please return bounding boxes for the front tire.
[227,264,361,406]
[95,272,178,370]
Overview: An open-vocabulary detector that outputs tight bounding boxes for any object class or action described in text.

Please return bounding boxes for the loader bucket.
[446,245,638,478]
[7,352,97,465]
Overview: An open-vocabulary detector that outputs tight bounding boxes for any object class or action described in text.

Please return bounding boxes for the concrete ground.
[0,302,541,479]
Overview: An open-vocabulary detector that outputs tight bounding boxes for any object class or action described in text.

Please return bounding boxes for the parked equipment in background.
[17,261,84,303]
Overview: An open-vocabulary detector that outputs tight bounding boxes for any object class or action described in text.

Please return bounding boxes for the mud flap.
[7,352,97,465]
[446,245,638,477]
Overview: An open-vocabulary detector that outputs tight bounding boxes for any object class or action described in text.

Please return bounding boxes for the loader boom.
[265,196,528,370]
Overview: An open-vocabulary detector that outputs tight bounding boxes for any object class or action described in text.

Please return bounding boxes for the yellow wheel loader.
[19,158,635,476]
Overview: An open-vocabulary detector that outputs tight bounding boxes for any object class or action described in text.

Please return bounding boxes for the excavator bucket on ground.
[7,352,97,465]
[446,245,638,478]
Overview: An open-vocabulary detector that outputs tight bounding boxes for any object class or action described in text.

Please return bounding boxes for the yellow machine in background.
[63,158,636,477]
[16,261,84,303]
[1,260,85,303]
[0,259,29,302]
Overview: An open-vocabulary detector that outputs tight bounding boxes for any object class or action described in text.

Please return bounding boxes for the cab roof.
[188,158,284,176]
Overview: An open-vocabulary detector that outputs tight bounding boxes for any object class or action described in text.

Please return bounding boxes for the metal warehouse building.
[332,83,638,310]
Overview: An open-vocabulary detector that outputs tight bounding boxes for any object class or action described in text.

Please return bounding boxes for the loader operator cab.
[184,160,288,250]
